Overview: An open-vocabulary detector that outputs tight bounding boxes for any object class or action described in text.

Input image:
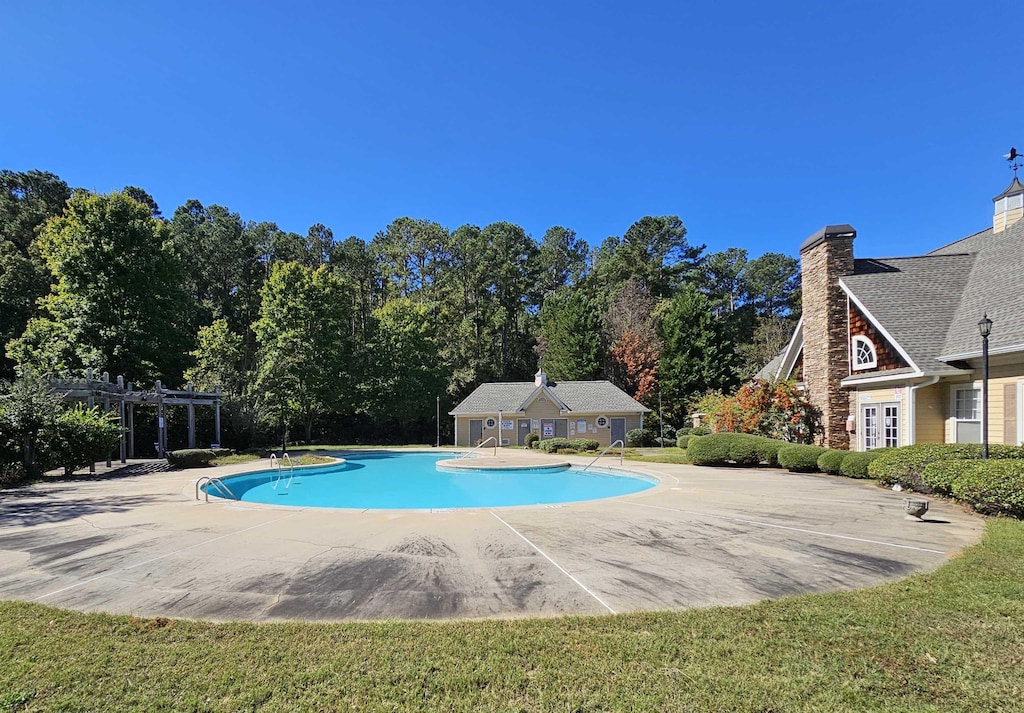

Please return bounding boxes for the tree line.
[0,169,799,450]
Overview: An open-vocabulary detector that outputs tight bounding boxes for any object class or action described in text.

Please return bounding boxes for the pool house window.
[953,387,982,443]
[851,335,877,371]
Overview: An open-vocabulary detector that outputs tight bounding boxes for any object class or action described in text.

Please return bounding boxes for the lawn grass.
[210,453,261,466]
[2,519,1022,711]
[625,447,691,464]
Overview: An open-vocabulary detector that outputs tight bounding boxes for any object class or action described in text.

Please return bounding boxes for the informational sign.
[158,417,165,428]
[532,419,540,429]
[542,421,554,438]
[894,387,903,401]
[501,420,513,430]
[576,419,587,432]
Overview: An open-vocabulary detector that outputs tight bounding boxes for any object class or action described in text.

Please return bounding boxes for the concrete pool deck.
[0,449,983,621]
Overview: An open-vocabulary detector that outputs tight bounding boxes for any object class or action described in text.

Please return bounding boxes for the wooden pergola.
[50,370,222,468]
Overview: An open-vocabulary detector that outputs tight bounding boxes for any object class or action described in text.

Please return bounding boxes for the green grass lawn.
[2,520,1022,711]
[625,447,691,464]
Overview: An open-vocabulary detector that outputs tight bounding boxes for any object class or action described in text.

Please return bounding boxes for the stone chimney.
[534,368,548,387]
[799,225,855,449]
[993,177,1024,233]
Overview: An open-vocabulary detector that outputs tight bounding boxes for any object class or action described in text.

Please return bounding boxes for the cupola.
[993,176,1024,233]
[534,368,547,387]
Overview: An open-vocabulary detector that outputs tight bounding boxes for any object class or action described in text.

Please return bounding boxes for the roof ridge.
[926,226,992,255]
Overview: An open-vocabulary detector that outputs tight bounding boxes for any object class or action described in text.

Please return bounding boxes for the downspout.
[908,376,939,446]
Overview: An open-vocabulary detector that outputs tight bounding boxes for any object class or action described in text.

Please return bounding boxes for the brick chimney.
[799,225,855,449]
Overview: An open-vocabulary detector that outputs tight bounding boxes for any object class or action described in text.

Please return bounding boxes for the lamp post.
[979,314,992,459]
[659,389,664,449]
[436,396,440,448]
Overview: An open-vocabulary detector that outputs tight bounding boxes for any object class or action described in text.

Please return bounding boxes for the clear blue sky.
[3,1,1020,259]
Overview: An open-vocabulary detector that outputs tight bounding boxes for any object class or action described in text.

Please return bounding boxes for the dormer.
[993,177,1024,233]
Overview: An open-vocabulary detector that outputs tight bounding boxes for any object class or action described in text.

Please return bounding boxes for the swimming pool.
[208,451,656,509]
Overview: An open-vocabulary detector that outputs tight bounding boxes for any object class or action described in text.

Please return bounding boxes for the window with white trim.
[851,335,877,370]
[485,417,497,429]
[953,387,981,444]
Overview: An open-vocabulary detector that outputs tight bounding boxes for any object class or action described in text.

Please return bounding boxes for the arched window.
[852,335,877,370]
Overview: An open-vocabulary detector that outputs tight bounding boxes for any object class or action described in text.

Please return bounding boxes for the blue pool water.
[210,451,656,509]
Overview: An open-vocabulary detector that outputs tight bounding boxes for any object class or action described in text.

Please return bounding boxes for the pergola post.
[87,371,96,474]
[127,401,135,459]
[103,372,112,468]
[156,380,165,457]
[117,375,127,464]
[214,386,221,447]
[186,383,196,449]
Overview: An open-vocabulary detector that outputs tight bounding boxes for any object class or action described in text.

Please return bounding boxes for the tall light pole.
[979,314,993,459]
[436,395,440,448]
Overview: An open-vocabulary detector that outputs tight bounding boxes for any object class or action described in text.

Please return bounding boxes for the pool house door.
[469,419,483,445]
[610,418,626,445]
[517,419,531,446]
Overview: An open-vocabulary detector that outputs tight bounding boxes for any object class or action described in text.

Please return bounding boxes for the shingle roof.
[841,253,975,374]
[929,219,1024,358]
[754,352,785,380]
[450,381,650,415]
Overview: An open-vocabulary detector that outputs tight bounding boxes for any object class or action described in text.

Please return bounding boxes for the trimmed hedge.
[950,460,1024,518]
[921,459,976,495]
[676,434,691,449]
[626,429,646,447]
[686,433,785,467]
[817,449,848,475]
[839,450,887,479]
[166,448,218,468]
[777,444,827,472]
[867,443,1024,490]
[537,438,600,454]
[524,433,539,449]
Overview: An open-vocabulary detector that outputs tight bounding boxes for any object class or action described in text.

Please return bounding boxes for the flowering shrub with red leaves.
[711,379,819,443]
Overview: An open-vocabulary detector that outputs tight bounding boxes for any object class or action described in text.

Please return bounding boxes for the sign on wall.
[501,420,513,430]
[532,419,540,429]
[542,421,554,438]
[576,419,587,432]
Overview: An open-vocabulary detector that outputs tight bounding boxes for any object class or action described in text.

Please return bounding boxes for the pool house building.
[450,370,650,447]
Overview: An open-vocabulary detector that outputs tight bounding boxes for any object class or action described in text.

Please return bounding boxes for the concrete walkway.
[0,449,983,622]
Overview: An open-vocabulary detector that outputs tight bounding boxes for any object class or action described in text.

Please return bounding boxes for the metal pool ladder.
[271,452,296,490]
[195,476,237,502]
[582,439,625,471]
[459,436,496,459]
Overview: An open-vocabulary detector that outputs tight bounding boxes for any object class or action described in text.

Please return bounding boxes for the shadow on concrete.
[0,488,166,528]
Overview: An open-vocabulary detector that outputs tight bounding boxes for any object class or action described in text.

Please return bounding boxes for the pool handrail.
[195,476,238,502]
[582,439,625,471]
[460,436,497,459]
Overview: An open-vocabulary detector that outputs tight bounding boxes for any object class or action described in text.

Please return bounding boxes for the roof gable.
[450,380,650,415]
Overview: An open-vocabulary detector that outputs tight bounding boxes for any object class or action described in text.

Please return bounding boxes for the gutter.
[907,375,939,446]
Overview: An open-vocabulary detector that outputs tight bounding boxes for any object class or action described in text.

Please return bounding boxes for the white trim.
[1017,380,1024,446]
[938,342,1024,361]
[838,279,921,372]
[851,335,877,371]
[517,384,570,413]
[842,370,924,386]
[776,317,803,379]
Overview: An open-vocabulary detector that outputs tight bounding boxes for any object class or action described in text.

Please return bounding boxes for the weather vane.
[1005,147,1022,178]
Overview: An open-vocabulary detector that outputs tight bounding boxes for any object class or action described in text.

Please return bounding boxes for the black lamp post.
[979,314,992,459]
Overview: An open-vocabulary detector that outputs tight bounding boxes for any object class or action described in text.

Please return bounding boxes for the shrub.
[626,428,646,447]
[555,448,579,455]
[524,433,539,449]
[676,434,691,449]
[949,460,1024,517]
[690,425,712,436]
[754,438,783,467]
[166,448,218,468]
[777,444,827,472]
[687,433,733,465]
[676,427,692,437]
[817,449,848,475]
[712,379,821,443]
[537,438,593,454]
[41,405,123,476]
[685,432,784,467]
[0,462,27,488]
[839,450,887,479]
[922,459,977,495]
[867,443,1024,490]
[212,447,234,457]
[571,438,600,452]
